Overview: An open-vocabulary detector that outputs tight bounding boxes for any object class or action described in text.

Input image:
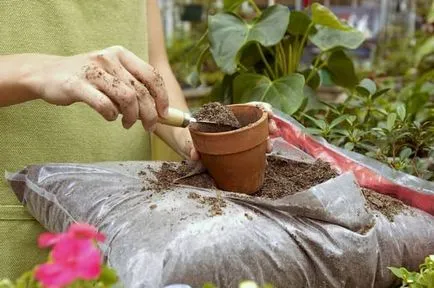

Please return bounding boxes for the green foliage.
[195,1,365,113]
[389,255,434,288]
[297,71,434,181]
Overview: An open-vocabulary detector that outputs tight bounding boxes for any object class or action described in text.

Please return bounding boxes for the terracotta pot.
[189,104,268,194]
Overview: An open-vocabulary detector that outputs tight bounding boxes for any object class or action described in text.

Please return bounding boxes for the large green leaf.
[208,5,290,74]
[288,11,312,36]
[233,73,305,115]
[311,3,351,31]
[309,26,365,51]
[326,50,358,89]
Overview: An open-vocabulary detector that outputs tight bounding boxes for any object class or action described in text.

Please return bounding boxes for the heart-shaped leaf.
[233,73,305,115]
[309,26,365,51]
[208,5,290,74]
[311,3,351,31]
[387,113,397,131]
[326,50,358,89]
[288,11,312,36]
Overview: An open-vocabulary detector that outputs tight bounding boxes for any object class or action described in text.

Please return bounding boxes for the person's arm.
[147,0,195,159]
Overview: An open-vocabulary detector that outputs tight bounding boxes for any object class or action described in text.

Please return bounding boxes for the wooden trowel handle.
[158,107,194,128]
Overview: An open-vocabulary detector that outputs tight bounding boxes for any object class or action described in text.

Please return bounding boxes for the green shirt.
[0,0,150,279]
[0,0,151,207]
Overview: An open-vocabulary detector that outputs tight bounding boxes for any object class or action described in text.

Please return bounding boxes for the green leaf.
[304,128,323,135]
[396,104,406,121]
[301,69,321,90]
[233,73,305,115]
[387,113,397,131]
[311,3,351,31]
[203,283,217,288]
[388,267,405,279]
[309,26,365,51]
[344,142,355,151]
[326,50,358,89]
[400,148,412,159]
[356,78,377,97]
[239,281,259,288]
[303,114,327,130]
[97,266,118,286]
[330,115,349,128]
[415,37,434,66]
[208,5,290,74]
[372,88,390,99]
[224,0,245,11]
[347,115,357,125]
[288,11,312,36]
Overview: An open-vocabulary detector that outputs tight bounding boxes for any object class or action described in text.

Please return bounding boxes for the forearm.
[0,54,48,107]
[153,62,191,159]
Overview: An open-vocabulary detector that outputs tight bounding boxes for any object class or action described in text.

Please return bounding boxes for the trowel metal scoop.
[158,107,238,131]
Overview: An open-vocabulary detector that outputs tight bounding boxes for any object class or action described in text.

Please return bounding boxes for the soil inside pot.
[192,102,241,132]
[145,156,408,221]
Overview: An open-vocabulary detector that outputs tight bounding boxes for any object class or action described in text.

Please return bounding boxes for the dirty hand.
[25,46,168,130]
[181,102,279,161]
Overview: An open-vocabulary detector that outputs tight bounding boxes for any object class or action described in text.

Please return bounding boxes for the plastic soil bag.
[6,112,434,288]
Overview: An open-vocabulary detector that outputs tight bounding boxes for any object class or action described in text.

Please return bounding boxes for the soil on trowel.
[145,156,407,221]
[193,102,241,130]
[362,188,407,221]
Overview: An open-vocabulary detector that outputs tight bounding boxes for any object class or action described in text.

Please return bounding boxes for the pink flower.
[38,223,105,248]
[35,223,105,288]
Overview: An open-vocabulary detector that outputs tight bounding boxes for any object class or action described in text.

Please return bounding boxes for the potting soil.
[193,102,240,129]
[7,139,434,288]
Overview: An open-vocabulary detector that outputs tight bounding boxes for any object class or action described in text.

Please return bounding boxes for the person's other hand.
[180,102,279,161]
[26,46,168,131]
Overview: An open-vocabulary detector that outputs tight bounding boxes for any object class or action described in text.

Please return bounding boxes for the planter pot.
[189,104,268,194]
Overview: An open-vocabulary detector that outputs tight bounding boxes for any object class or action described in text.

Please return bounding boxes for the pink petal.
[51,237,90,263]
[35,263,77,288]
[76,247,102,279]
[38,232,63,248]
[68,223,106,242]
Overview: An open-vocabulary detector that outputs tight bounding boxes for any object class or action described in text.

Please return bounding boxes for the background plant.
[389,255,434,288]
[193,1,366,115]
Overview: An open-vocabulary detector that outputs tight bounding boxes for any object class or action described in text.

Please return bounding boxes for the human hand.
[25,46,168,130]
[179,102,279,161]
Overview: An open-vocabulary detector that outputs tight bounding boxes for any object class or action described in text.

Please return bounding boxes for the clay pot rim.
[189,104,267,136]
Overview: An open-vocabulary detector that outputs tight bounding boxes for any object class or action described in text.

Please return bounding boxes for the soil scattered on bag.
[146,156,407,221]
[188,192,226,216]
[193,102,241,130]
[362,188,407,221]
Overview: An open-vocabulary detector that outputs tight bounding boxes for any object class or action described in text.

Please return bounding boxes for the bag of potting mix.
[6,110,434,288]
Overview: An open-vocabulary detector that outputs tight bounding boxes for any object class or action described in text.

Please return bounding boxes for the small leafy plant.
[389,255,434,288]
[298,73,434,181]
[193,1,365,114]
[0,223,118,288]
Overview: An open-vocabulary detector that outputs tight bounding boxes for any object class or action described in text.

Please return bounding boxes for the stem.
[292,40,299,72]
[238,63,249,72]
[257,43,275,79]
[274,46,279,76]
[248,0,262,15]
[305,56,327,84]
[288,43,293,74]
[278,43,287,75]
[298,23,314,61]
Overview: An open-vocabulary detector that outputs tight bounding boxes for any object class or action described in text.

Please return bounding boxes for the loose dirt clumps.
[188,192,226,216]
[193,102,241,129]
[362,188,407,221]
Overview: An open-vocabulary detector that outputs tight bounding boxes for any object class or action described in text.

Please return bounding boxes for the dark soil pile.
[253,157,338,199]
[145,156,407,221]
[193,102,240,129]
[362,188,407,221]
